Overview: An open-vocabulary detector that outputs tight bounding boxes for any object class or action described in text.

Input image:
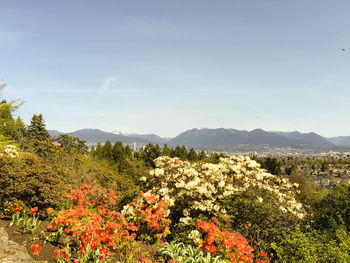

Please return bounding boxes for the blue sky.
[1,0,349,137]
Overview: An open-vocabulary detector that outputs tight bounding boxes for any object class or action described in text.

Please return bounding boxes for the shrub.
[311,185,350,235]
[271,227,350,263]
[139,156,304,248]
[0,153,68,212]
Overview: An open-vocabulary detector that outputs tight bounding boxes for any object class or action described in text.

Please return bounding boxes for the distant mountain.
[48,129,149,144]
[327,136,350,147]
[112,131,169,144]
[48,128,344,150]
[48,130,63,137]
[273,131,335,148]
[168,128,336,150]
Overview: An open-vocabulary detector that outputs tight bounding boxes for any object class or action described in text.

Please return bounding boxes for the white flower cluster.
[0,144,19,158]
[129,156,305,222]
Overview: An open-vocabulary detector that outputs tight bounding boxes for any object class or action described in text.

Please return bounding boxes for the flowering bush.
[0,144,19,158]
[48,181,171,262]
[51,182,139,262]
[194,218,269,263]
[139,156,304,225]
[122,192,171,244]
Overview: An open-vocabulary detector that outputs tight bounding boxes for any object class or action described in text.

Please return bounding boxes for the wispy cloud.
[101,77,117,91]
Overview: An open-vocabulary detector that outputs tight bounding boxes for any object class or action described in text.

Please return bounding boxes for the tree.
[162,144,171,156]
[140,143,162,167]
[102,140,113,160]
[0,80,25,140]
[94,142,104,159]
[124,144,132,158]
[188,148,198,162]
[198,151,207,160]
[55,134,88,154]
[26,114,50,141]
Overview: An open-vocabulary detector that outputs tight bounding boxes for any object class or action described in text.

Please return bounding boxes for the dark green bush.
[0,153,69,212]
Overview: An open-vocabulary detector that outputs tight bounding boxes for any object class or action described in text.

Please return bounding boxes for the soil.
[0,214,58,263]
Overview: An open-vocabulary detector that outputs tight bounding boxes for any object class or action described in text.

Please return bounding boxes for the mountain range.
[48,128,350,150]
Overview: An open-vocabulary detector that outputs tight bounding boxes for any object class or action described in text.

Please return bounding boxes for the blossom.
[138,156,304,224]
[15,204,22,212]
[47,207,54,214]
[30,207,38,215]
[31,244,41,255]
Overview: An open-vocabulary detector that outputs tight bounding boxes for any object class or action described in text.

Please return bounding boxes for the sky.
[1,0,350,137]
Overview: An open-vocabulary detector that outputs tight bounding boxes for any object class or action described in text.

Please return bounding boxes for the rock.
[0,227,37,263]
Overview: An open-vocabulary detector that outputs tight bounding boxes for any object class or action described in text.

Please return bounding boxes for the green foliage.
[0,88,25,140]
[159,242,225,263]
[271,227,350,263]
[254,157,282,175]
[162,144,172,156]
[311,185,350,234]
[54,134,88,154]
[289,166,315,197]
[26,113,50,141]
[66,155,139,207]
[139,143,162,167]
[220,188,301,252]
[0,153,69,212]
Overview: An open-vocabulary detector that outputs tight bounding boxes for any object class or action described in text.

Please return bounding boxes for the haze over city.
[1,0,350,137]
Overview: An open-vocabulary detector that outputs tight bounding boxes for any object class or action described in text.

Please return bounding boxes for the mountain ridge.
[48,128,350,149]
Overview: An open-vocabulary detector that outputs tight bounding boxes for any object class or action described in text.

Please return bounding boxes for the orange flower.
[47,207,54,214]
[31,244,41,255]
[47,225,53,231]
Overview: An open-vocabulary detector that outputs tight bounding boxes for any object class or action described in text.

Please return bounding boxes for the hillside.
[168,128,336,150]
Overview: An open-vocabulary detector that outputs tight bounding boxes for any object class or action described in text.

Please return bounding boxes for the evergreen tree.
[112,141,124,162]
[141,143,162,167]
[162,144,171,156]
[26,114,50,141]
[55,134,88,154]
[111,141,129,172]
[90,146,96,155]
[188,148,198,162]
[95,142,104,159]
[124,144,132,158]
[198,150,207,160]
[102,140,113,160]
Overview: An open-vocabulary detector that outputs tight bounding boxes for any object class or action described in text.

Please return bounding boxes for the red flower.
[15,204,22,212]
[47,225,53,231]
[64,228,70,234]
[31,244,41,255]
[30,207,38,215]
[54,249,60,259]
[258,251,268,257]
[169,260,178,263]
